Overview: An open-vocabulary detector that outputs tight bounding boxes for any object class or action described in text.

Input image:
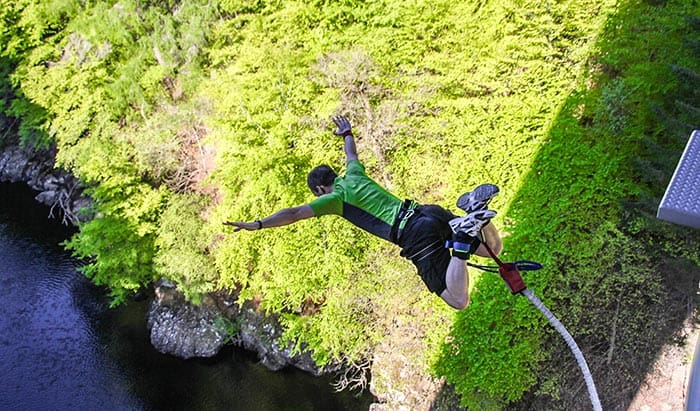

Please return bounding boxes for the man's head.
[307,164,337,196]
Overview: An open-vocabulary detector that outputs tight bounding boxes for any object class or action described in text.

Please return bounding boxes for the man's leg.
[440,257,470,309]
[441,223,501,309]
[440,183,501,309]
[442,211,498,309]
[473,222,502,257]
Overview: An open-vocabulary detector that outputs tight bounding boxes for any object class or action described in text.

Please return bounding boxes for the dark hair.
[307,164,337,192]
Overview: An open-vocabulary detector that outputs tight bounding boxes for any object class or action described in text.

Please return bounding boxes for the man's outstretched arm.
[333,115,358,163]
[224,205,315,231]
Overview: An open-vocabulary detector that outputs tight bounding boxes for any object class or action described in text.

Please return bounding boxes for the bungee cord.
[474,240,603,411]
[521,288,602,411]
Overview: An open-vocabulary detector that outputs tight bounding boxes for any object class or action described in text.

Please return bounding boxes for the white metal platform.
[657,130,700,228]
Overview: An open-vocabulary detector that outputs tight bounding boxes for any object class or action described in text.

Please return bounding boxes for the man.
[225,115,502,309]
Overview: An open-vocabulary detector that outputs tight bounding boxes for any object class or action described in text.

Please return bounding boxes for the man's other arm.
[333,115,359,163]
[224,205,315,231]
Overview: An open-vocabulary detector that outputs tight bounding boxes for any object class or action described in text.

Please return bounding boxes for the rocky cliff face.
[147,280,330,375]
[0,143,90,224]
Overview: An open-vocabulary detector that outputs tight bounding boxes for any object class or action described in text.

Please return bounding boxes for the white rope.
[522,288,603,411]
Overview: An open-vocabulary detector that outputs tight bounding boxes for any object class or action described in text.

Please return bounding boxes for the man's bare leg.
[441,222,501,309]
[474,223,502,257]
[440,257,470,309]
[443,181,501,309]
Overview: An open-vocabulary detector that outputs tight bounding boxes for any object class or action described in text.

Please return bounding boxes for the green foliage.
[64,214,157,306]
[214,314,240,344]
[2,0,219,305]
[63,174,169,305]
[3,0,700,408]
[119,100,211,192]
[437,287,546,408]
[278,271,381,365]
[0,0,80,60]
[6,91,51,147]
[436,1,700,408]
[0,0,80,147]
[154,193,218,302]
[595,78,633,134]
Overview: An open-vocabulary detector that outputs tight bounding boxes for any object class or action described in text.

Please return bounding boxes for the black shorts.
[398,205,457,295]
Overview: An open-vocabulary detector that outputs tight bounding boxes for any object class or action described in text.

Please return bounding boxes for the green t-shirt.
[309,160,403,242]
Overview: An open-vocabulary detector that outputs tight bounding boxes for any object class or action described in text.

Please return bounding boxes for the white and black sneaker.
[456,183,499,214]
[449,209,496,237]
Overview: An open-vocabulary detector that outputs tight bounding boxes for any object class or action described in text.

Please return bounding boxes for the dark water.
[0,183,373,411]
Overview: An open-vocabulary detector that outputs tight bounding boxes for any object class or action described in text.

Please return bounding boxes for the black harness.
[390,199,418,244]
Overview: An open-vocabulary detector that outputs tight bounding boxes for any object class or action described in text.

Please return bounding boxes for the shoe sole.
[456,183,500,213]
[449,210,497,235]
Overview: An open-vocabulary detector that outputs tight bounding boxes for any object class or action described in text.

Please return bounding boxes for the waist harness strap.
[390,199,418,244]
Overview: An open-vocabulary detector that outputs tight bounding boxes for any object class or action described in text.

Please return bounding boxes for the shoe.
[449,209,496,237]
[456,183,499,213]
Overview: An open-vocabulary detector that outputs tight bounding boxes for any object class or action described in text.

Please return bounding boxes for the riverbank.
[0,138,384,407]
[0,181,375,410]
[0,142,89,224]
[0,140,324,371]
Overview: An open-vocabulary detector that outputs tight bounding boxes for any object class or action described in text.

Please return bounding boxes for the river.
[0,182,374,410]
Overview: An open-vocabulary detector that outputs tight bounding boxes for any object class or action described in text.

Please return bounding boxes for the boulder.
[146,281,227,359]
[233,301,333,376]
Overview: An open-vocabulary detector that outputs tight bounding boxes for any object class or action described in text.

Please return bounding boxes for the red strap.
[481,237,527,294]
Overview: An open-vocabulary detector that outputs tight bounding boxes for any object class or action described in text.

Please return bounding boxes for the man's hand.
[333,115,353,137]
[223,221,259,232]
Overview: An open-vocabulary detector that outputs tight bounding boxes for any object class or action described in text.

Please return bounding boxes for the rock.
[154,279,179,305]
[0,146,27,182]
[146,282,227,359]
[233,302,333,376]
[42,175,60,191]
[0,141,91,224]
[35,190,57,204]
[147,282,334,376]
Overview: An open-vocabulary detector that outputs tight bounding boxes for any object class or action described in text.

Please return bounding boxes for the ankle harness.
[445,234,481,259]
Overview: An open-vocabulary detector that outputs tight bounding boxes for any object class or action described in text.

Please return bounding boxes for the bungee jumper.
[225,115,502,310]
[226,115,603,408]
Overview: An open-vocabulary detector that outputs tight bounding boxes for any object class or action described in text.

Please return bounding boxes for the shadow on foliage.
[509,2,700,410]
[433,0,700,410]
